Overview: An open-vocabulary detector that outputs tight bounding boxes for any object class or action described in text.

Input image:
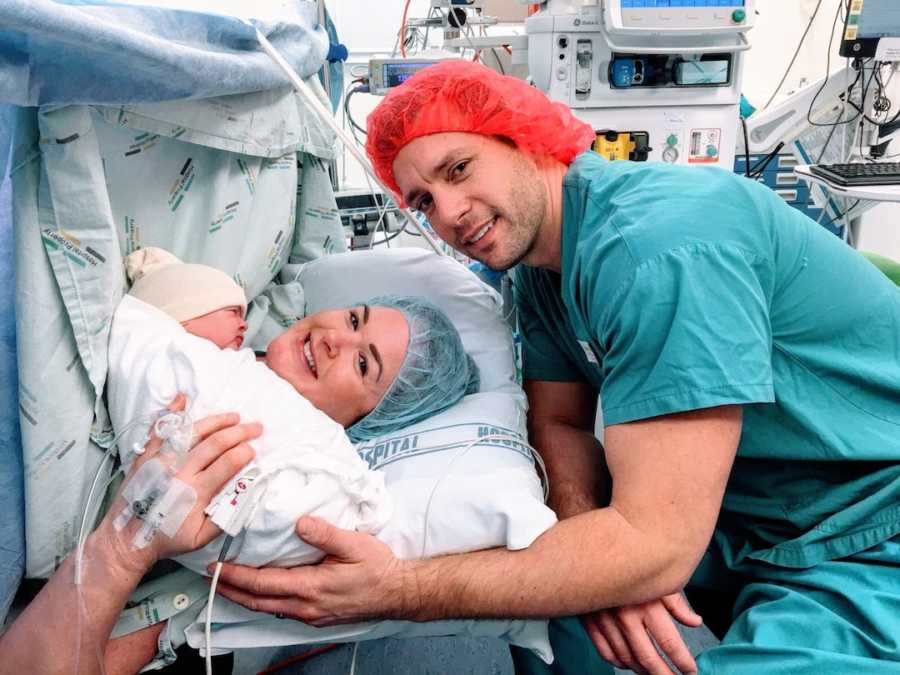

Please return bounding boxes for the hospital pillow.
[184,248,557,663]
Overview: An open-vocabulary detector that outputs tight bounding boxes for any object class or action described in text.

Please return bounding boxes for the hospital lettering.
[478,426,523,444]
[359,424,532,469]
[360,433,420,468]
[477,426,530,458]
[124,216,141,253]
[41,229,101,267]
[264,156,294,171]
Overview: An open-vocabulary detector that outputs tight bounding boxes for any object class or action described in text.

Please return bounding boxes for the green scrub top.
[515,152,900,569]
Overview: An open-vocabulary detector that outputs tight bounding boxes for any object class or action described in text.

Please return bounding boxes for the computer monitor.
[840,0,900,61]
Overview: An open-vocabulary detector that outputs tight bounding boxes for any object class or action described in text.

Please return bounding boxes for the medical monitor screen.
[840,0,900,58]
[382,62,435,89]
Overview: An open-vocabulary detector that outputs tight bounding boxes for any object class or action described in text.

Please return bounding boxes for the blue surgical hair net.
[346,295,480,442]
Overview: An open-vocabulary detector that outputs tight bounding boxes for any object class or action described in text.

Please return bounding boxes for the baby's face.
[181,306,246,349]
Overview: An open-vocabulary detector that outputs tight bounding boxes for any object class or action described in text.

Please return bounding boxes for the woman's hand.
[98,396,261,570]
[0,397,262,675]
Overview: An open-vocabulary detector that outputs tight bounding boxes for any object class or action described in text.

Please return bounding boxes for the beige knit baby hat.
[125,247,247,322]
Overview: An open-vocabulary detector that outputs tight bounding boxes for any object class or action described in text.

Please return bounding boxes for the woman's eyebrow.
[363,304,370,324]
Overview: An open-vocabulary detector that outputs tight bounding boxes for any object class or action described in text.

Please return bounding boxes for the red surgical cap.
[365,60,595,203]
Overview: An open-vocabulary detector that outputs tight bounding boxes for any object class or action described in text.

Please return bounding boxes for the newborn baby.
[126,247,248,350]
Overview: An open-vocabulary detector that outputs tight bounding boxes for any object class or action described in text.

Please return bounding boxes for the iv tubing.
[249,25,444,256]
[205,535,235,675]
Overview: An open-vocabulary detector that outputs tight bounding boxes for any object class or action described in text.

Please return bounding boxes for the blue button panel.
[621,0,745,7]
[732,155,844,238]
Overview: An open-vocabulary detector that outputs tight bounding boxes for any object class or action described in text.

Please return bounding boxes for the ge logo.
[236,479,248,493]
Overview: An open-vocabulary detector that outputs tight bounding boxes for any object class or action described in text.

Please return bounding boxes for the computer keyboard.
[808,162,900,187]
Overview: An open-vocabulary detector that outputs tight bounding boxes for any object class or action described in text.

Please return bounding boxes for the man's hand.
[213,516,414,626]
[582,593,702,675]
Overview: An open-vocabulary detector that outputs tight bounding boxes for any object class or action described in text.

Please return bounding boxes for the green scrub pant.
[691,535,900,674]
[510,617,614,675]
[512,536,900,674]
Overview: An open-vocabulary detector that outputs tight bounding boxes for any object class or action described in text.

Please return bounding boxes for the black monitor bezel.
[840,35,879,59]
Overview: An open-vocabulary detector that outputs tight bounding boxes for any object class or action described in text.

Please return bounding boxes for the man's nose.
[432,187,470,230]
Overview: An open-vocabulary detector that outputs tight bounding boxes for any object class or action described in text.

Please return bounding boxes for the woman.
[4,294,479,674]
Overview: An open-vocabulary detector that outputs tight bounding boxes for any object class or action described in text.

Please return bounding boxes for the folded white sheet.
[106,295,392,574]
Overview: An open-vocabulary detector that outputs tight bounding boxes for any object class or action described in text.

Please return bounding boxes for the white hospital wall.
[331,0,427,189]
[329,0,431,61]
[333,0,900,260]
[331,0,523,190]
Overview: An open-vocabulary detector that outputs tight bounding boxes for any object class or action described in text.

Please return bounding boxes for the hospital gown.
[514,152,900,673]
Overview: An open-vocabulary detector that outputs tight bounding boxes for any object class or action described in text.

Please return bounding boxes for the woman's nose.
[322,328,362,358]
[321,328,353,357]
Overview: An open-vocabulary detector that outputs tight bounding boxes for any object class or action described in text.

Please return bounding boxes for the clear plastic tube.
[420,432,549,558]
[205,535,235,675]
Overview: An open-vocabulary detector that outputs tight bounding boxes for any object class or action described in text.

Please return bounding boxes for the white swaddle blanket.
[107,295,392,574]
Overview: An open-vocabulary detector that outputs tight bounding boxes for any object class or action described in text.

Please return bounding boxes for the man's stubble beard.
[483,157,547,272]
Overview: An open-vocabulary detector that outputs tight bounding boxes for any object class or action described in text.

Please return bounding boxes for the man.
[214,61,900,674]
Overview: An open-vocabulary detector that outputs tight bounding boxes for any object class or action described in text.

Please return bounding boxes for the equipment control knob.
[706,144,718,157]
[666,134,678,147]
[732,9,746,23]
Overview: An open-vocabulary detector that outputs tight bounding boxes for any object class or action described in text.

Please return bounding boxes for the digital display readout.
[383,62,438,87]
[855,0,900,40]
